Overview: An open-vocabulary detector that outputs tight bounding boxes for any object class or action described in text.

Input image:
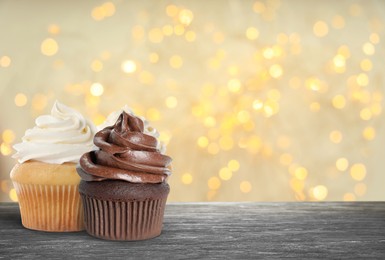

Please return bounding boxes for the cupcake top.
[13,101,96,164]
[77,111,172,184]
[98,105,165,153]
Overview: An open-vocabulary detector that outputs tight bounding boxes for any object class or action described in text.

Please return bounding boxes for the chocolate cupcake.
[77,111,172,240]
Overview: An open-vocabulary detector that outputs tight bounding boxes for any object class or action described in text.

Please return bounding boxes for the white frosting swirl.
[13,101,96,164]
[98,105,166,153]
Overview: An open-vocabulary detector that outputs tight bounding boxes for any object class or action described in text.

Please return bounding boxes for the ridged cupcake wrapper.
[12,182,84,232]
[81,195,167,240]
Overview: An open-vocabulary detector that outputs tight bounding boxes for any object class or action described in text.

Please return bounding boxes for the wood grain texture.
[0,202,384,259]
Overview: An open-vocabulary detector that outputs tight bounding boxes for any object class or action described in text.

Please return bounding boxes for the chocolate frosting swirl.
[77,112,172,184]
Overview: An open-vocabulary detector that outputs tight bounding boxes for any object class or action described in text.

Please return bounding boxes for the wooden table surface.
[0,202,384,259]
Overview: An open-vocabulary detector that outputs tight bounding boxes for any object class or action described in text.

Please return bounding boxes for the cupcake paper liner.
[13,182,84,232]
[81,195,167,240]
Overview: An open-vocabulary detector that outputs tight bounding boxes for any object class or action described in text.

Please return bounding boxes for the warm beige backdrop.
[1,0,384,202]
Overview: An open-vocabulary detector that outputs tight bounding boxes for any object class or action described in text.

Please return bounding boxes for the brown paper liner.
[81,195,167,240]
[12,182,84,232]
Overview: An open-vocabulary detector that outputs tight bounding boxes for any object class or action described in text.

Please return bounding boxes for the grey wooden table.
[0,202,384,259]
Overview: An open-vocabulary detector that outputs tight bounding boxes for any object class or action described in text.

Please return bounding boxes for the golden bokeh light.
[121,60,137,74]
[0,56,11,67]
[329,130,342,144]
[306,77,322,92]
[185,31,196,42]
[169,55,183,69]
[100,51,111,60]
[312,185,328,201]
[178,9,194,26]
[2,129,15,144]
[309,102,320,112]
[276,33,289,44]
[228,160,240,171]
[349,4,362,16]
[91,59,103,72]
[338,45,351,58]
[90,82,104,97]
[246,27,259,40]
[165,96,178,108]
[228,79,242,92]
[132,25,144,40]
[332,15,345,29]
[369,33,380,44]
[332,95,346,109]
[269,64,283,78]
[139,69,155,82]
[219,167,232,181]
[93,114,106,125]
[48,24,60,35]
[360,59,372,71]
[360,108,372,121]
[350,163,366,181]
[333,54,345,68]
[240,181,252,193]
[166,4,178,17]
[362,126,375,141]
[91,7,104,21]
[268,89,281,101]
[91,2,115,21]
[14,93,28,107]
[313,21,328,37]
[197,136,209,148]
[146,108,161,121]
[219,135,234,151]
[290,178,304,193]
[294,167,308,180]
[162,25,173,36]
[253,1,265,13]
[279,153,293,165]
[208,176,221,190]
[343,193,356,201]
[9,188,18,202]
[31,94,48,111]
[227,66,239,76]
[182,173,193,185]
[174,25,185,35]
[371,103,382,116]
[149,53,159,63]
[252,99,263,110]
[148,28,164,43]
[356,73,369,87]
[263,48,275,59]
[336,158,349,171]
[1,143,12,156]
[41,38,58,56]
[204,116,216,127]
[362,42,375,55]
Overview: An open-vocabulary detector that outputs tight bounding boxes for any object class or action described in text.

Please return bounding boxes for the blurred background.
[0,0,384,202]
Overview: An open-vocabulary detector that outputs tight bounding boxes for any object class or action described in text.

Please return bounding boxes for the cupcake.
[77,110,172,240]
[11,101,96,232]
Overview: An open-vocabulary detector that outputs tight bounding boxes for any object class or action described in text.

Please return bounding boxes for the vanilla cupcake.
[11,101,96,232]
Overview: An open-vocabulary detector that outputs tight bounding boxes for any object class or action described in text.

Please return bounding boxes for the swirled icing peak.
[98,105,165,153]
[13,101,96,164]
[77,111,172,184]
